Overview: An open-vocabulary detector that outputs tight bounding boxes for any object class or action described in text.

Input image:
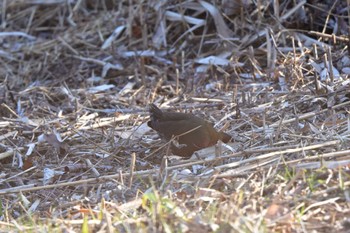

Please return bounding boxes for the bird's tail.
[219,132,232,143]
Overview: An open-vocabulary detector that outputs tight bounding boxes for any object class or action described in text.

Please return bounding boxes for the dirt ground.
[1,1,350,232]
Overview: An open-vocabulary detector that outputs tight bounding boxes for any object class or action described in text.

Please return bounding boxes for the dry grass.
[1,0,350,232]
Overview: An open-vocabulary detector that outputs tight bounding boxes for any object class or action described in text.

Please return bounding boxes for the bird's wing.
[159,112,196,121]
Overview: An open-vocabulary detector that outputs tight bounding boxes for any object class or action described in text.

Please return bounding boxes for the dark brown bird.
[147,104,231,157]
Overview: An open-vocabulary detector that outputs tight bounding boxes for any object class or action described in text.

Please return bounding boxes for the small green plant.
[142,189,186,233]
[283,165,296,181]
[306,171,317,192]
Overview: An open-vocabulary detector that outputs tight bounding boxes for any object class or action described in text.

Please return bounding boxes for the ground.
[0,0,350,232]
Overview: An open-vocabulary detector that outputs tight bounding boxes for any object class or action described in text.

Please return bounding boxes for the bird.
[147,104,232,157]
